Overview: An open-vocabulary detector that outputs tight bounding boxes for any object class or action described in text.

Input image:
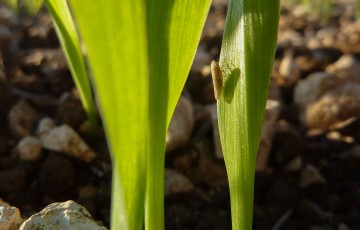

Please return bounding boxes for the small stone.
[335,22,360,54]
[0,201,22,230]
[257,100,281,171]
[8,100,40,138]
[277,30,305,49]
[37,117,56,135]
[278,51,300,86]
[166,96,194,152]
[16,136,42,161]
[294,72,339,112]
[299,164,326,188]
[19,200,107,230]
[284,157,302,172]
[39,123,96,162]
[326,54,360,82]
[165,169,193,196]
[306,82,360,129]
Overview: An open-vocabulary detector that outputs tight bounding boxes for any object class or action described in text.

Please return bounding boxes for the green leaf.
[217,0,279,229]
[22,0,44,14]
[44,0,97,129]
[145,0,211,229]
[67,0,211,229]
[67,1,148,229]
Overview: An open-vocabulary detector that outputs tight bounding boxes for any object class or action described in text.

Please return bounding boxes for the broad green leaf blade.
[22,0,43,14]
[145,0,211,229]
[44,0,97,129]
[67,1,148,230]
[218,0,279,229]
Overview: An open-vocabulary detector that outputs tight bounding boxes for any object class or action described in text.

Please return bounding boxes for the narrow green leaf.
[218,0,279,229]
[44,0,97,129]
[145,0,211,229]
[67,1,149,229]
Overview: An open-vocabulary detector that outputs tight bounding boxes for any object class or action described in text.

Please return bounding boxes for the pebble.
[166,96,194,152]
[257,100,281,171]
[326,54,360,82]
[294,71,360,129]
[305,82,360,129]
[299,164,326,188]
[165,169,193,196]
[38,121,96,162]
[335,21,360,54]
[277,29,306,49]
[8,100,40,138]
[284,157,303,172]
[19,200,107,230]
[278,51,300,86]
[0,200,22,230]
[16,136,42,161]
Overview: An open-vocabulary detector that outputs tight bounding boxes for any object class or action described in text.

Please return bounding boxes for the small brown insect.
[211,61,223,100]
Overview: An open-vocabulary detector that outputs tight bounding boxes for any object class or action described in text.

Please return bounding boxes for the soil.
[1,1,360,229]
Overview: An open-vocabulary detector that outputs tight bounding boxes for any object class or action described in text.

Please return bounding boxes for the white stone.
[39,123,96,162]
[166,96,194,152]
[17,136,42,161]
[0,201,22,230]
[165,169,193,196]
[19,200,107,230]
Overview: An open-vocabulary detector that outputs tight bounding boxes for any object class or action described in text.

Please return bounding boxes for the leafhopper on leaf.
[211,60,223,100]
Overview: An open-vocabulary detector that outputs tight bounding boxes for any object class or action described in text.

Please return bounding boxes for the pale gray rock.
[166,96,194,152]
[8,99,40,137]
[38,121,96,162]
[16,136,42,161]
[19,200,107,230]
[165,169,193,196]
[0,200,22,230]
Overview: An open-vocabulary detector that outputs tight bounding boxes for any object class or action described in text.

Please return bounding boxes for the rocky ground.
[1,0,360,229]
